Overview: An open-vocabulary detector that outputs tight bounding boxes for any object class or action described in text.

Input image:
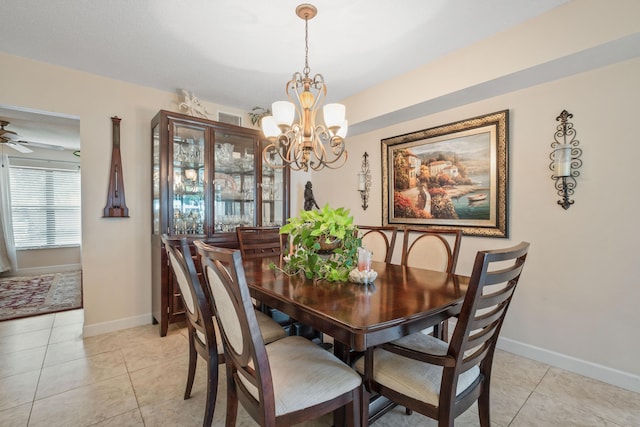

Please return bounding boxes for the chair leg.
[433,321,449,342]
[478,383,491,427]
[360,386,371,426]
[185,332,197,400]
[346,386,362,427]
[225,366,238,427]
[203,355,219,427]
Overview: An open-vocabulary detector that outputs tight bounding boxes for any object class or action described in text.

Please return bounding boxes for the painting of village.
[382,110,509,237]
[391,130,492,223]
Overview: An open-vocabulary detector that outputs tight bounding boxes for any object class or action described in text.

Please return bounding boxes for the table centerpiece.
[275,204,361,282]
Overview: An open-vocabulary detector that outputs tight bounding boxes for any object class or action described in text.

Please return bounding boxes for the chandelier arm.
[309,149,348,170]
[287,75,304,122]
[262,145,287,170]
[314,126,346,160]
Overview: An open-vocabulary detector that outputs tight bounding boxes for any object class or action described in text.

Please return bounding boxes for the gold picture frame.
[382,110,508,237]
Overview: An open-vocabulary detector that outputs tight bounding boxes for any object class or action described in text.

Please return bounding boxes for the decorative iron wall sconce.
[358,152,371,210]
[549,110,582,209]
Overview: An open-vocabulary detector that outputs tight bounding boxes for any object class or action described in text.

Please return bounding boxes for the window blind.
[9,165,81,249]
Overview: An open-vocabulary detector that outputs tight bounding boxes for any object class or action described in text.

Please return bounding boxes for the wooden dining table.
[242,257,470,425]
[242,257,469,361]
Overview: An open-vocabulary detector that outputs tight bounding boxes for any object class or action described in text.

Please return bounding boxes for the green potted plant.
[276,204,361,282]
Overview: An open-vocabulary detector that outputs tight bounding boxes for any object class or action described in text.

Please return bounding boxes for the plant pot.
[318,237,341,254]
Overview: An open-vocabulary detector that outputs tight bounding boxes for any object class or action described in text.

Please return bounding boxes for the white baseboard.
[8,264,82,276]
[497,336,640,394]
[83,313,152,337]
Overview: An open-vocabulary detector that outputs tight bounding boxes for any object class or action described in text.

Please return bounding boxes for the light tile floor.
[0,309,638,426]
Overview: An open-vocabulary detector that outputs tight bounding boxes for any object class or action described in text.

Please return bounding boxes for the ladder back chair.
[237,228,324,343]
[358,225,398,264]
[195,241,363,427]
[236,226,282,260]
[355,242,530,427]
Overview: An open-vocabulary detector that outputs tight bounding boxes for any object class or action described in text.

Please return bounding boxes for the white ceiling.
[1,0,571,150]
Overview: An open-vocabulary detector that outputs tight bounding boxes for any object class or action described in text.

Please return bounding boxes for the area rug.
[0,271,82,321]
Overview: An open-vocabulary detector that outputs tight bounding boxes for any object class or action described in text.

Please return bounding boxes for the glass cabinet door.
[262,144,286,227]
[213,131,256,231]
[152,123,161,235]
[170,123,206,235]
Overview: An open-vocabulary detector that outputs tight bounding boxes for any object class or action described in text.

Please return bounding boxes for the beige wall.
[307,58,640,391]
[1,0,638,393]
[0,53,250,334]
[16,247,80,272]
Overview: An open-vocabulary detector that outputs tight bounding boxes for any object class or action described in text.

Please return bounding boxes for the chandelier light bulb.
[323,103,345,129]
[261,116,280,139]
[272,101,295,127]
[336,120,348,138]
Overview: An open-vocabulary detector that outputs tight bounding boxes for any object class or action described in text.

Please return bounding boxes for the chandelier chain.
[303,16,310,77]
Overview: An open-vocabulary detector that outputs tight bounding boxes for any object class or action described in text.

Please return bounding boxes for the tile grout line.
[505,365,551,426]
[26,313,56,426]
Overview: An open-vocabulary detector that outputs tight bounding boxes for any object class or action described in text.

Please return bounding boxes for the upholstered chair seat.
[355,333,479,405]
[241,335,362,417]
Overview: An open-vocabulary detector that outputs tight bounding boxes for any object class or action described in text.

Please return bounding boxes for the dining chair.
[401,228,462,341]
[163,235,286,426]
[236,226,282,260]
[357,225,398,264]
[401,227,462,273]
[162,235,222,426]
[195,241,363,427]
[355,241,530,427]
[237,227,325,343]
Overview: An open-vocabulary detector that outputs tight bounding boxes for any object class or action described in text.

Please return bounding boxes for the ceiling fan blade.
[6,142,34,153]
[0,130,20,141]
[17,140,65,150]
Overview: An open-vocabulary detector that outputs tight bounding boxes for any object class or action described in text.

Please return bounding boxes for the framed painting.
[382,110,508,237]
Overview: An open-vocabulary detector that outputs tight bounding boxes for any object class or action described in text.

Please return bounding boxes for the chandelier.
[261,3,348,172]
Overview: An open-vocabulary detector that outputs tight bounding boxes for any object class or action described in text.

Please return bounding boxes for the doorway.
[0,105,82,321]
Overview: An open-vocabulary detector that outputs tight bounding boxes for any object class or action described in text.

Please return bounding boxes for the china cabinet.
[151,110,289,336]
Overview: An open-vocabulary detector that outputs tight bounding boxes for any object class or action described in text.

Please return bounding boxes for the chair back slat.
[471,301,508,331]
[482,265,526,286]
[402,228,462,273]
[476,282,516,310]
[237,227,282,260]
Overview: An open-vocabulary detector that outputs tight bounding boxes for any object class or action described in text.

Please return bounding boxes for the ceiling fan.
[0,119,65,153]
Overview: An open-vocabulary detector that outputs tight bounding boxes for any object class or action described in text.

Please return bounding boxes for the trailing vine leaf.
[274,204,360,282]
[248,106,271,126]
